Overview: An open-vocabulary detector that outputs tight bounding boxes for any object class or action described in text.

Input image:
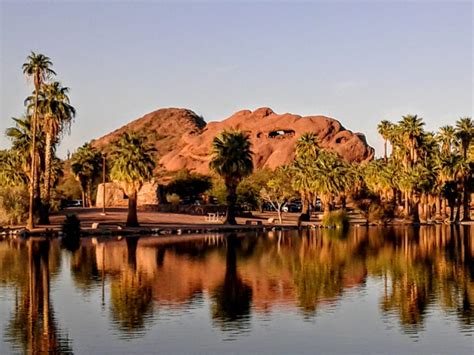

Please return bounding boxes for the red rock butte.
[92,107,374,176]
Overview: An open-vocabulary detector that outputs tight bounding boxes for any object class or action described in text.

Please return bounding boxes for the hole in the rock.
[268,130,295,138]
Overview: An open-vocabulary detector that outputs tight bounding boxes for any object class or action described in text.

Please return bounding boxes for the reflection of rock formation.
[3,239,71,353]
[86,226,473,337]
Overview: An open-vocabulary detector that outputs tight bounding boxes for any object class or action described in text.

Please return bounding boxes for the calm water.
[0,226,473,354]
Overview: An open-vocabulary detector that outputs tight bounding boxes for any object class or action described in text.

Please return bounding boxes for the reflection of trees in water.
[211,234,253,335]
[3,239,72,353]
[365,225,474,335]
[283,229,367,316]
[70,243,100,295]
[109,237,154,336]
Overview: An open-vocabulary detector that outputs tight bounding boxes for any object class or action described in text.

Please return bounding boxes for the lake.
[0,226,473,354]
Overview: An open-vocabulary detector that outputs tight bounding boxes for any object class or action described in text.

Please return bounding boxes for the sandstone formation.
[159,107,374,175]
[91,107,374,179]
[90,108,206,166]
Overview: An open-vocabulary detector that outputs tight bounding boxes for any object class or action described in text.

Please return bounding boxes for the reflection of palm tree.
[126,237,139,270]
[5,239,71,353]
[110,237,154,336]
[211,234,253,334]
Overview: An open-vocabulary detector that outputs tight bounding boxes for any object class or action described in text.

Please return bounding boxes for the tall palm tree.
[71,143,102,208]
[110,133,155,227]
[399,115,425,165]
[455,117,473,221]
[209,130,254,225]
[22,52,56,229]
[27,82,75,223]
[377,120,393,161]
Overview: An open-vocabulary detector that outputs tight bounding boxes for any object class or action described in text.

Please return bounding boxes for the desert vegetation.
[1,53,472,229]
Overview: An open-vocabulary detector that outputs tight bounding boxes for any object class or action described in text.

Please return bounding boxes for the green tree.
[22,52,56,229]
[260,166,296,224]
[209,130,254,225]
[26,82,75,223]
[292,132,320,219]
[71,143,102,207]
[110,133,155,227]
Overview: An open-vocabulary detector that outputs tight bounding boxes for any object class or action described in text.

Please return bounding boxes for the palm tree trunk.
[299,191,310,222]
[27,85,39,230]
[86,183,92,207]
[404,191,410,217]
[384,140,387,162]
[225,183,237,225]
[442,198,448,220]
[126,190,139,227]
[40,132,53,224]
[434,197,442,222]
[461,177,471,221]
[454,196,462,223]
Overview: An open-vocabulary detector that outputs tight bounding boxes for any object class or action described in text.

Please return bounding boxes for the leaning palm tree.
[209,130,253,225]
[22,52,56,229]
[377,120,393,161]
[27,82,75,223]
[110,133,155,227]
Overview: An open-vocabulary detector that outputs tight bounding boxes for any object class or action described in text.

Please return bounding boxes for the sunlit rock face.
[91,107,374,177]
[160,107,374,174]
[95,182,159,207]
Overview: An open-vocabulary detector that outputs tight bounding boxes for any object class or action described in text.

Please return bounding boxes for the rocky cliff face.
[159,107,374,175]
[90,108,206,161]
[91,107,374,177]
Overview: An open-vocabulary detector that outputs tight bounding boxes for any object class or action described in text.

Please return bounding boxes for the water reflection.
[211,234,253,337]
[0,226,473,352]
[1,238,71,353]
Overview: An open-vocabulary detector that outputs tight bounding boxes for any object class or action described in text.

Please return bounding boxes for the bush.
[321,210,349,229]
[166,193,181,206]
[367,202,394,225]
[0,186,29,226]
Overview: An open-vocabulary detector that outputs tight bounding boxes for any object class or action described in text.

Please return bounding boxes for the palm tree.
[310,150,349,214]
[209,130,254,225]
[6,116,45,204]
[437,125,456,155]
[292,133,319,219]
[455,117,473,221]
[28,82,75,223]
[399,115,425,165]
[110,133,155,227]
[377,120,393,161]
[22,52,56,229]
[71,143,102,208]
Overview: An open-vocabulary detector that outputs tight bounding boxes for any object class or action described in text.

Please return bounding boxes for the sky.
[0,0,472,158]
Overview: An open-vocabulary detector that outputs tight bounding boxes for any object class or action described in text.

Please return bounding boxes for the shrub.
[321,210,349,229]
[0,186,29,226]
[367,202,394,225]
[166,193,181,206]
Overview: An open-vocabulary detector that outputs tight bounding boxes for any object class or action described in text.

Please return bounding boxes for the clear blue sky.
[1,1,472,158]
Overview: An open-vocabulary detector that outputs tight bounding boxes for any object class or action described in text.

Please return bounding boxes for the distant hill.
[91,107,374,178]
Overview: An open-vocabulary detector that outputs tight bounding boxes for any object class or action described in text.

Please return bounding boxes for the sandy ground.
[47,207,309,229]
